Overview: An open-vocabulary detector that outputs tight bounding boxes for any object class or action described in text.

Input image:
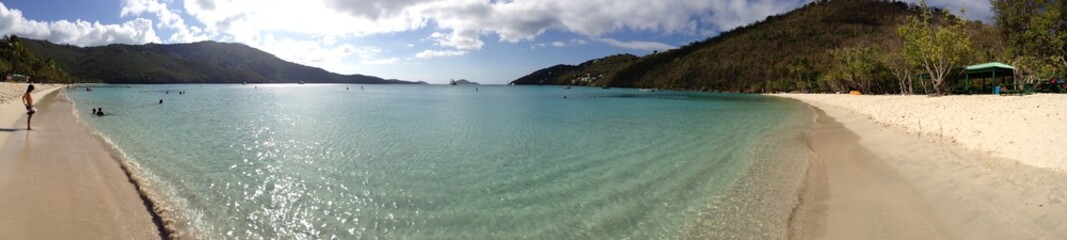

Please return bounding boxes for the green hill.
[20,39,413,84]
[511,0,1002,93]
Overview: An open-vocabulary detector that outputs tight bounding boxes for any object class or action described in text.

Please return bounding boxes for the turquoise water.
[66,84,811,239]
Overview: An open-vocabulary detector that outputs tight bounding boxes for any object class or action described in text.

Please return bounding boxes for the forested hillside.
[18,39,412,84]
[0,35,69,82]
[512,0,1004,93]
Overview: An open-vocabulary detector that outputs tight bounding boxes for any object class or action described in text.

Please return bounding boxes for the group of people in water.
[77,87,190,117]
[90,108,106,116]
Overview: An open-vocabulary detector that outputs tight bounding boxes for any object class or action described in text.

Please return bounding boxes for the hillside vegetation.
[511,0,1004,93]
[17,38,411,84]
[0,35,69,82]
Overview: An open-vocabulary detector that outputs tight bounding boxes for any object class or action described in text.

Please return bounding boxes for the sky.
[0,0,992,84]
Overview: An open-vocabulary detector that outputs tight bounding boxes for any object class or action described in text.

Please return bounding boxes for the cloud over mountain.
[0,2,161,46]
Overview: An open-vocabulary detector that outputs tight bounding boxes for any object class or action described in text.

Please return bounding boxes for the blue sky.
[0,0,991,84]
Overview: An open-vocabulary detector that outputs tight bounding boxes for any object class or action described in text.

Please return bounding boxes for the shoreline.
[683,96,815,239]
[0,90,164,239]
[66,91,185,239]
[0,83,63,149]
[780,94,1067,239]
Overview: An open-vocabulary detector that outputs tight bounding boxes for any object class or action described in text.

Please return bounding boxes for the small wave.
[65,91,200,240]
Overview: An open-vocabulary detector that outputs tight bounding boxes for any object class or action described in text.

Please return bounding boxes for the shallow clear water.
[67,84,809,239]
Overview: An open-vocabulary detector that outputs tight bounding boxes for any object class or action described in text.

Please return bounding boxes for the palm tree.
[1,35,29,79]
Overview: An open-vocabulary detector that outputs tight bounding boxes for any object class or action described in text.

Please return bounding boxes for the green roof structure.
[962,62,1015,94]
[964,62,1015,77]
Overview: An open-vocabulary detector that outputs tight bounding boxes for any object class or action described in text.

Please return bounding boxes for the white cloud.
[363,57,400,65]
[182,0,428,43]
[170,0,811,53]
[590,37,674,51]
[323,0,437,20]
[430,30,483,50]
[0,2,161,46]
[415,49,467,59]
[544,38,587,48]
[246,35,395,67]
[122,0,213,43]
[122,0,181,29]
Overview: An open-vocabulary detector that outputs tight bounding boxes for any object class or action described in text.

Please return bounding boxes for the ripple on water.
[68,85,807,239]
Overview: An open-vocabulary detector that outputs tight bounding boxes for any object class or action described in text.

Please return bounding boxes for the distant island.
[449,79,479,85]
[6,36,414,84]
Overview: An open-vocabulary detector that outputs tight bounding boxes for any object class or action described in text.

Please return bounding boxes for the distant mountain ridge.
[450,79,479,85]
[20,39,413,84]
[511,0,1001,93]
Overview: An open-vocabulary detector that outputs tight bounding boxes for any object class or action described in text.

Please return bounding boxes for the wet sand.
[0,91,162,239]
[790,99,1067,239]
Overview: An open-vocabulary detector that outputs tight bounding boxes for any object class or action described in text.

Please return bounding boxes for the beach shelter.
[961,62,1015,94]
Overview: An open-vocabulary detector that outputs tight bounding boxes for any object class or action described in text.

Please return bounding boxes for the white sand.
[0,83,63,148]
[0,88,161,239]
[776,94,1067,171]
[0,82,62,104]
[781,94,1067,239]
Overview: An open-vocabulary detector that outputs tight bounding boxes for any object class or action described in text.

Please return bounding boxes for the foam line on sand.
[0,89,163,239]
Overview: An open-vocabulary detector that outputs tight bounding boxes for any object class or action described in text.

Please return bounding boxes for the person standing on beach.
[22,84,36,130]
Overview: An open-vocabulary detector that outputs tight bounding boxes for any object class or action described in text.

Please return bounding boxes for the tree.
[829,45,881,93]
[790,58,815,92]
[992,0,1067,83]
[32,58,67,83]
[0,58,10,76]
[898,0,973,95]
[1,35,39,77]
[1062,0,1067,69]
[883,51,916,94]
[1,35,69,82]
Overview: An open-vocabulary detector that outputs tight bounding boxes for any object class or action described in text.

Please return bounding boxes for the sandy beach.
[779,94,1067,170]
[3,81,1065,239]
[0,83,62,148]
[779,94,1067,239]
[0,85,162,239]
